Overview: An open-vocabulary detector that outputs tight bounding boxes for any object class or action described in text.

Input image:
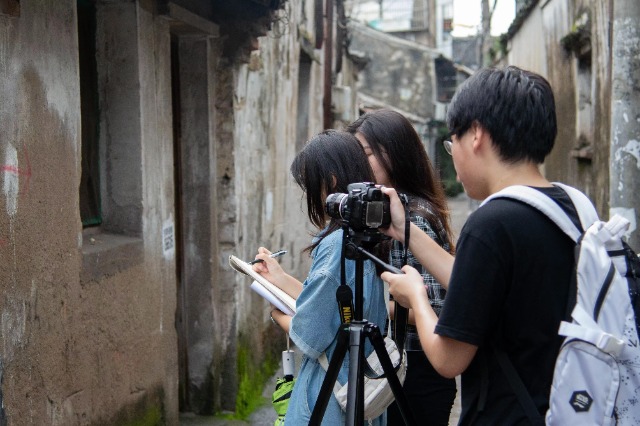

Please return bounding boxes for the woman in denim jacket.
[252,130,387,425]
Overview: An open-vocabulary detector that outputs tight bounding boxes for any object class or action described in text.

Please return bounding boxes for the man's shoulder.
[465,197,534,227]
[469,185,580,232]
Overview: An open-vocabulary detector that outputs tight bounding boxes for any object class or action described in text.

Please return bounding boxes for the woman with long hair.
[252,130,387,425]
[347,109,457,425]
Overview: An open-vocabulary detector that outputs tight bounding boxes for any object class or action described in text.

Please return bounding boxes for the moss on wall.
[99,387,165,426]
[231,335,279,420]
[122,406,164,426]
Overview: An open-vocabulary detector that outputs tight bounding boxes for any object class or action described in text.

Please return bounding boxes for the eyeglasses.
[443,139,453,155]
[443,128,458,156]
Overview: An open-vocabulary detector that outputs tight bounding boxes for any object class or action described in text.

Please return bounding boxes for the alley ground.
[180,193,473,425]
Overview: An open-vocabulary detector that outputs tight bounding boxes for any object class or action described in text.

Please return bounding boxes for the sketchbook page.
[228,255,297,314]
[250,281,296,316]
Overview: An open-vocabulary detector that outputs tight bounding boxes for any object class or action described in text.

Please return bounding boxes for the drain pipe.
[323,0,334,129]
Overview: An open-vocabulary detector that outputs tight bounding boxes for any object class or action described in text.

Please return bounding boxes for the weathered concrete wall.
[219,0,321,396]
[505,0,621,225]
[193,0,353,415]
[0,2,178,424]
[507,4,547,74]
[1,0,360,423]
[609,0,640,248]
[0,2,84,423]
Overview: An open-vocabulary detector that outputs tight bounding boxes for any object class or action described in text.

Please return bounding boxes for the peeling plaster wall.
[505,0,629,231]
[0,2,178,424]
[213,0,338,411]
[1,0,361,422]
[223,0,319,374]
[0,3,84,425]
[609,1,640,248]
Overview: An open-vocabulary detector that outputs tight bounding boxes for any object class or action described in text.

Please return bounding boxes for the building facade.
[0,0,359,423]
[499,0,639,248]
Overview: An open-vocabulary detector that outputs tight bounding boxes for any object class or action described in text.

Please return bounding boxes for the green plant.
[232,338,279,420]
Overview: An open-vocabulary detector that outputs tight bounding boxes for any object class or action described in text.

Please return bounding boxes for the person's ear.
[471,122,489,152]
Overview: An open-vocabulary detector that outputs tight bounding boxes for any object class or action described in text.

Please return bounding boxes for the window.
[0,0,20,17]
[78,0,101,227]
[77,0,144,281]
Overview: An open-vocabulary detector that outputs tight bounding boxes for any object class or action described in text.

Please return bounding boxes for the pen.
[249,250,288,265]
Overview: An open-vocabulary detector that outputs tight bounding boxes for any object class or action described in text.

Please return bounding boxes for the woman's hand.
[381,265,428,310]
[252,247,287,285]
[252,247,303,299]
[378,186,407,244]
[269,306,292,334]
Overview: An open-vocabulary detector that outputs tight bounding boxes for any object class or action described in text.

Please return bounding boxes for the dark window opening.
[296,51,312,152]
[0,0,20,17]
[435,56,457,103]
[78,0,102,227]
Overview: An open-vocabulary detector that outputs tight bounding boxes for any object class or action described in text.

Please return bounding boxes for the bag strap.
[391,193,411,362]
[318,352,345,396]
[494,349,545,426]
[480,183,598,243]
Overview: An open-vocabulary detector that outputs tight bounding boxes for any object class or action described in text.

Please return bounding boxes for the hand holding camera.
[325,182,391,245]
[377,186,412,245]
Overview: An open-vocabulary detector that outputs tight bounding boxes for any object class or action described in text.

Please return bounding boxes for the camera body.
[326,182,391,233]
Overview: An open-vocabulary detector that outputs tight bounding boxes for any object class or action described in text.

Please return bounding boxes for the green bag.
[272,375,295,426]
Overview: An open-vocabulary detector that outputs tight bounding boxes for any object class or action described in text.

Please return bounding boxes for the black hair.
[290,130,375,251]
[446,66,557,164]
[346,109,454,252]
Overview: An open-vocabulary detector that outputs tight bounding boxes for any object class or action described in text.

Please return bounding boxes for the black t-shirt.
[435,187,580,425]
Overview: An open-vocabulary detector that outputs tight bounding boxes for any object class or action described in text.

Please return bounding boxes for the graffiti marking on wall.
[2,144,32,217]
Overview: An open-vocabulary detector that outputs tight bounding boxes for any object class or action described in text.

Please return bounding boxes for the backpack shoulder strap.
[481,184,598,243]
[550,182,599,228]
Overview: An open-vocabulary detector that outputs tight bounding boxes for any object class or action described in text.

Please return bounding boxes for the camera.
[326,182,391,233]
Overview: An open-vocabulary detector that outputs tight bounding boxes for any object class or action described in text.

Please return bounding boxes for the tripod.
[309,228,416,425]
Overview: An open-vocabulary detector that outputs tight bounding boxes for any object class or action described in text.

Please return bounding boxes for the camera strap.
[392,193,410,361]
[336,222,354,324]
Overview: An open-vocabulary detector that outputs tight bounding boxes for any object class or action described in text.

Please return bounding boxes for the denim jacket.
[285,228,387,425]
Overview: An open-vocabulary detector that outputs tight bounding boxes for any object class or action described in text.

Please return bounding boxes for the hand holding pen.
[251,247,289,292]
[252,247,303,300]
[249,249,287,265]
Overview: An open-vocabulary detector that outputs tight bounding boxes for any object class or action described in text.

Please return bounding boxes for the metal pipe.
[323,0,334,129]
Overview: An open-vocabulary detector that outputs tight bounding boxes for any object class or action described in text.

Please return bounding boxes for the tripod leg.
[367,324,417,426]
[346,323,365,425]
[309,325,350,426]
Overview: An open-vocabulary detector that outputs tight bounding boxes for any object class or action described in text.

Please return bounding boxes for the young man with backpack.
[380,65,639,424]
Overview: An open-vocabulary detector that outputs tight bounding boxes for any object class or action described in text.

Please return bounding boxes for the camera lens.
[325,193,348,220]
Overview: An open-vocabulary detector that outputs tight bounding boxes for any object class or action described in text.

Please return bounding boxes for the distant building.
[346,0,454,56]
[452,35,482,70]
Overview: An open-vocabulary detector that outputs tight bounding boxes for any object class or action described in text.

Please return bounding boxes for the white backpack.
[483,183,640,425]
